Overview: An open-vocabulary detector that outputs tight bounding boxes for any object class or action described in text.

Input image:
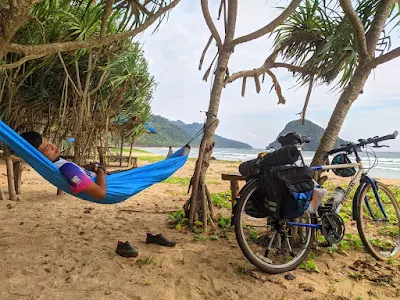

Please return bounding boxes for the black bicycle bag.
[260,165,314,219]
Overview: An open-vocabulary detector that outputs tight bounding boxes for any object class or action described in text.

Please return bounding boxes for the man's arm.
[83,167,107,199]
[59,162,107,200]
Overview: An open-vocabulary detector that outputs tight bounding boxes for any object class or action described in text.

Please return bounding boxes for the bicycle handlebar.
[371,131,398,143]
[328,131,398,155]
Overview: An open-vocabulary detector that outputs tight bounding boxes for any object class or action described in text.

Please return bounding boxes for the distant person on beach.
[21,131,107,200]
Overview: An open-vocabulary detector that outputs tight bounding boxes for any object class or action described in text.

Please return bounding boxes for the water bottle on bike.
[319,186,345,215]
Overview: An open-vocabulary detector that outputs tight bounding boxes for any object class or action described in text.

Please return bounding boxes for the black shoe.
[146,233,176,247]
[116,241,138,257]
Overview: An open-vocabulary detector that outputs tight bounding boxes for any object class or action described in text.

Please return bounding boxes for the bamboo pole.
[128,136,135,160]
[6,157,16,201]
[105,115,109,167]
[119,133,124,166]
[13,161,22,194]
[128,136,136,168]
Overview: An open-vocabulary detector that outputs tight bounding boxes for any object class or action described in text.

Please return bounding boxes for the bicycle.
[234,131,399,274]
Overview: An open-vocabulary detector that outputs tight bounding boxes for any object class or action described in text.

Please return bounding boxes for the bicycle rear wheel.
[356,181,400,260]
[234,178,315,274]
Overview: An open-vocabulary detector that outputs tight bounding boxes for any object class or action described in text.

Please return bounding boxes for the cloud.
[137,0,400,151]
[247,132,257,139]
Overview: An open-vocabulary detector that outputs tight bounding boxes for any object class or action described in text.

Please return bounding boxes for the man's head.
[21,131,60,161]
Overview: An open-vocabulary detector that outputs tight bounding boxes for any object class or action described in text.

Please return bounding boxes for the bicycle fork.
[363,177,388,221]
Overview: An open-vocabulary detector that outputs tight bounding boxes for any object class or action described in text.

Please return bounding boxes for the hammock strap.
[186,118,218,145]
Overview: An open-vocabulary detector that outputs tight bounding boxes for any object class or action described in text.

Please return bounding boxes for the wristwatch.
[96,163,105,173]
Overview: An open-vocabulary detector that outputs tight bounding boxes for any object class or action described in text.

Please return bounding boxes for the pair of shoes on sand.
[116,233,176,258]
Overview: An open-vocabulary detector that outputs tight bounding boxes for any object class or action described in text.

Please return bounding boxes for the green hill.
[171,120,252,149]
[136,115,252,148]
[266,119,350,151]
[136,115,189,147]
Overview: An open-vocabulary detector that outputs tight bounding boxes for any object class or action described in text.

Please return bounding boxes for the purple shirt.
[54,158,95,194]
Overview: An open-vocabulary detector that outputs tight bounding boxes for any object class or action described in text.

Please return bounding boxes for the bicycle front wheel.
[234,178,315,274]
[356,181,400,261]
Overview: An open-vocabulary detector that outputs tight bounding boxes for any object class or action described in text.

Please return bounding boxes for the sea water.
[139,147,400,179]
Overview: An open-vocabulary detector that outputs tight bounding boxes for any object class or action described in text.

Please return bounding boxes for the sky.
[136,0,400,151]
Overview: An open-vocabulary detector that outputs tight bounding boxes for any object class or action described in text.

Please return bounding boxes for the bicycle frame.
[286,150,387,229]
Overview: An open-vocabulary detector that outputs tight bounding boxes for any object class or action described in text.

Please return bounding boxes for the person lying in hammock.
[21,131,107,200]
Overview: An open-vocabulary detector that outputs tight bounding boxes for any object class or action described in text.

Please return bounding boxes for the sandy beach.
[1,156,400,300]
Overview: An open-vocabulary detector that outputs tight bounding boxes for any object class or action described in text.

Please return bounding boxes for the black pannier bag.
[243,145,312,219]
[243,185,270,218]
[266,166,314,219]
[244,165,315,220]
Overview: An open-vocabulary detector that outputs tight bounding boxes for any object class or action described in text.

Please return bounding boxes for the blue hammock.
[0,120,189,204]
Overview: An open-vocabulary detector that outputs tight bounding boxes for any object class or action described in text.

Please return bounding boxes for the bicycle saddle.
[278,132,310,146]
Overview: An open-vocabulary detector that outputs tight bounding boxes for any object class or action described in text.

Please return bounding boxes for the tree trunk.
[185,0,237,232]
[128,136,136,162]
[311,69,371,167]
[0,1,33,59]
[6,157,16,201]
[119,134,124,166]
[185,49,231,231]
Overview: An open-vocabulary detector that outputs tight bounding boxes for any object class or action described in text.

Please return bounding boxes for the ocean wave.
[370,166,400,171]
[139,147,400,179]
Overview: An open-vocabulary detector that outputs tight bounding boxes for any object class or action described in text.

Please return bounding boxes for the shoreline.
[134,149,400,185]
[136,146,400,153]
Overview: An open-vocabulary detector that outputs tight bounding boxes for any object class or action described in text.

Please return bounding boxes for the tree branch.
[229,0,301,47]
[30,15,46,44]
[225,61,311,86]
[57,53,80,95]
[132,0,152,15]
[201,0,222,51]
[364,46,400,69]
[365,0,396,56]
[301,76,314,124]
[0,54,45,70]
[202,52,218,81]
[75,60,83,93]
[339,0,370,61]
[100,0,114,39]
[88,71,109,96]
[241,77,246,97]
[217,0,227,32]
[3,0,39,43]
[199,35,213,70]
[5,0,180,57]
[254,74,261,93]
[9,0,19,8]
[225,66,265,85]
[225,0,238,42]
[272,62,312,74]
[266,70,285,104]
[224,48,279,85]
